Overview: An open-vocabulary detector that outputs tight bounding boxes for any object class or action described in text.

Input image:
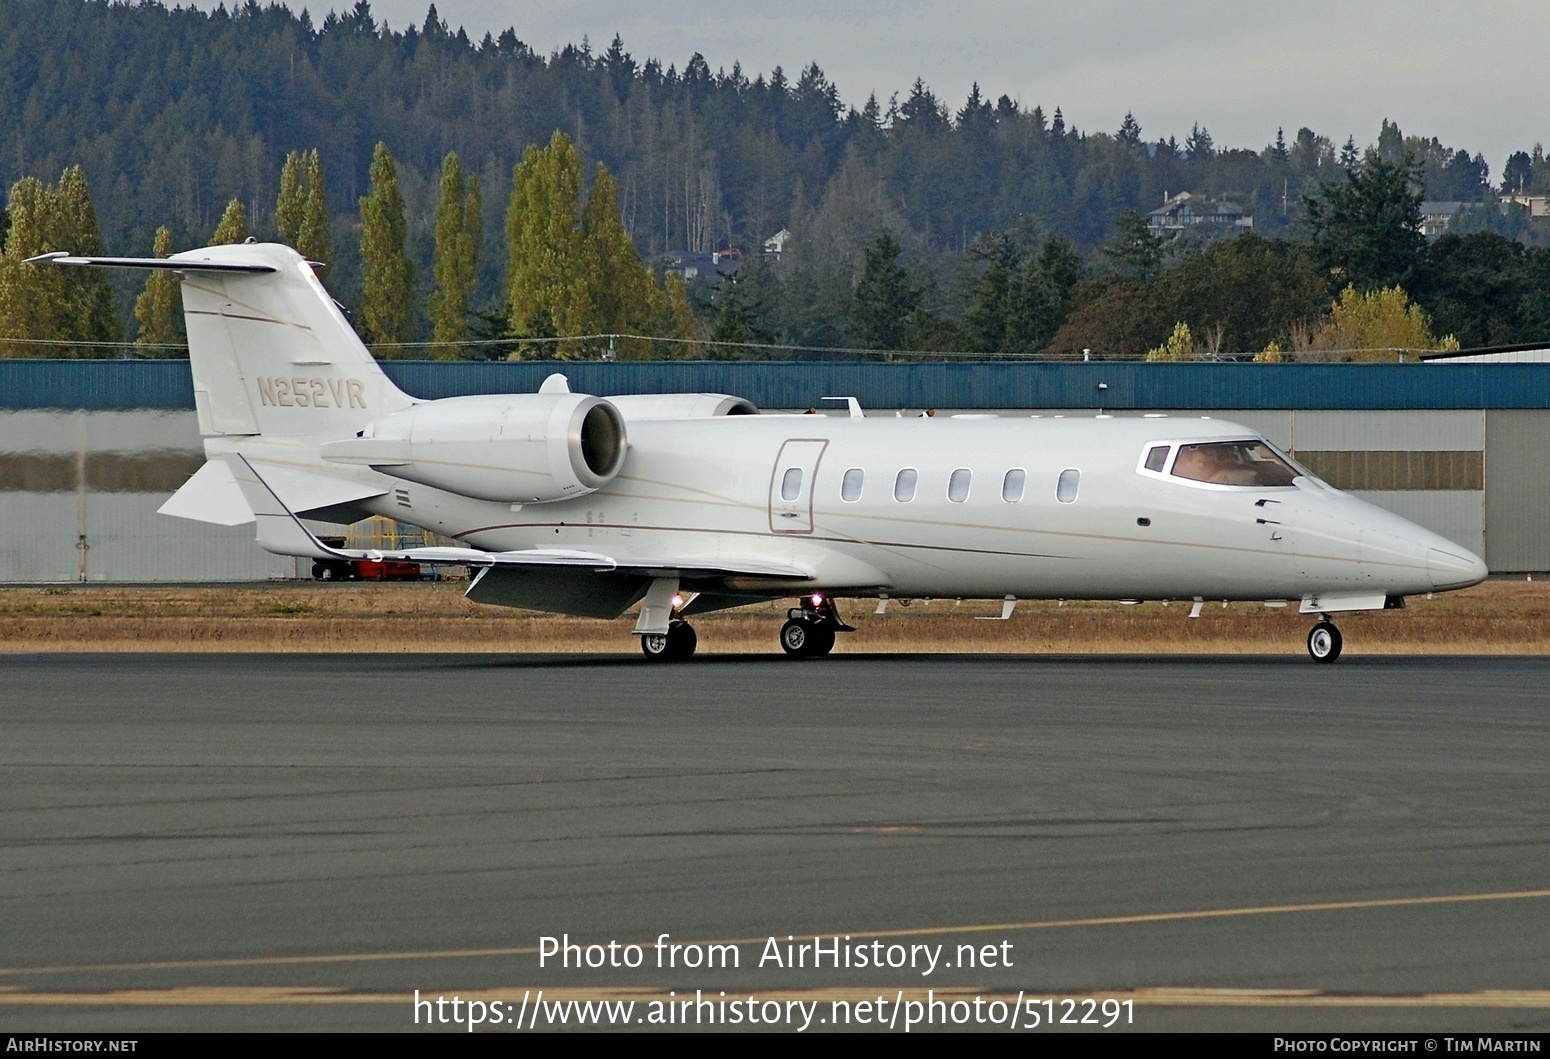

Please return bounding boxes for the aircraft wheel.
[1307,620,1343,663]
[641,620,696,662]
[780,618,833,658]
[807,624,836,656]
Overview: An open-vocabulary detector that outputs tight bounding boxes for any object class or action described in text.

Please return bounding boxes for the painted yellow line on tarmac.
[2,985,1549,1009]
[4,887,1548,979]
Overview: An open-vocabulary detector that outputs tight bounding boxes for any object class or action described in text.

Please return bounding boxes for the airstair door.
[769,439,827,534]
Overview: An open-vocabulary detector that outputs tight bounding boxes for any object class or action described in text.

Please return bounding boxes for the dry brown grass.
[1,579,1547,655]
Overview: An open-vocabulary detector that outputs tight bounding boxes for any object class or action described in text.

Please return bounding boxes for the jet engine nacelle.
[320,393,627,503]
[606,393,758,420]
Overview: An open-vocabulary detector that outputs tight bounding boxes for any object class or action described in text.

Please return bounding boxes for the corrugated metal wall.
[5,360,1550,412]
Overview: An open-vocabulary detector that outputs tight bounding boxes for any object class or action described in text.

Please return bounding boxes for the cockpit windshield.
[1170,441,1300,487]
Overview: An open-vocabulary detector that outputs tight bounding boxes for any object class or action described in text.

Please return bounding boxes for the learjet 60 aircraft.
[34,244,1488,662]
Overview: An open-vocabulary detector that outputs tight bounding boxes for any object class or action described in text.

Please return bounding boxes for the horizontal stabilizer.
[158,459,255,526]
[27,251,276,273]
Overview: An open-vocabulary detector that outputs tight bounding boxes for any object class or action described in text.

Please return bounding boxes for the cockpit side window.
[1171,441,1299,487]
[1143,445,1170,472]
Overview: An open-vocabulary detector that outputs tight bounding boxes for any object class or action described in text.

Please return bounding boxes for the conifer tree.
[429,151,482,357]
[358,142,414,348]
[133,226,181,351]
[298,149,331,266]
[276,151,305,247]
[849,232,921,351]
[210,198,249,245]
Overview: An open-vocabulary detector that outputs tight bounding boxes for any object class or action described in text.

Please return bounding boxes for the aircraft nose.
[1428,546,1488,591]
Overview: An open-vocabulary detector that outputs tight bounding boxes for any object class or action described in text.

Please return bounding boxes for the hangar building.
[1,360,1546,581]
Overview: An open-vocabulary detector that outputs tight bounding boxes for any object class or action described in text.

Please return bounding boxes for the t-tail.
[32,243,413,438]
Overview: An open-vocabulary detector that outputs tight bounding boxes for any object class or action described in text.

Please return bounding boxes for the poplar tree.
[133,226,181,351]
[298,148,331,266]
[583,164,667,356]
[429,151,482,357]
[505,131,596,356]
[0,168,120,356]
[210,198,249,245]
[506,132,698,360]
[276,151,305,246]
[358,142,414,348]
[0,177,66,356]
[56,166,120,349]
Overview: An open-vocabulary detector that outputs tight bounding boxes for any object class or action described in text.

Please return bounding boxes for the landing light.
[811,593,824,606]
[671,594,684,610]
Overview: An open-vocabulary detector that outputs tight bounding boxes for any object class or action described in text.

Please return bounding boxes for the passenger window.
[841,468,864,502]
[1002,469,1026,503]
[780,467,802,501]
[1056,468,1080,503]
[1144,445,1170,472]
[894,468,918,502]
[948,468,971,503]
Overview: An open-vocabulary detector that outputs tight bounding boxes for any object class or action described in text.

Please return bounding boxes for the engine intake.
[320,393,627,503]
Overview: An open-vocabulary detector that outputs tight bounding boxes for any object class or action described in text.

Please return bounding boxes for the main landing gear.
[1306,618,1343,663]
[640,618,697,661]
[779,594,855,659]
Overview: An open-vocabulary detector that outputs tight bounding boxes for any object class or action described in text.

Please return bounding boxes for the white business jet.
[33,243,1488,662]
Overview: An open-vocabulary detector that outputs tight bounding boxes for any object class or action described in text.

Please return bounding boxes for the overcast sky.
[279,0,1546,175]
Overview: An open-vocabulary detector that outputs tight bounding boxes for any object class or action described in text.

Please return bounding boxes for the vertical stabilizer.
[169,243,413,437]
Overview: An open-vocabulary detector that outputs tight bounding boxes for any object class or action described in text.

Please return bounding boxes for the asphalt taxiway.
[1,653,1547,1032]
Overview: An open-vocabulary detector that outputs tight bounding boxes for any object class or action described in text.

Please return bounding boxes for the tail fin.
[33,243,413,437]
[175,243,413,437]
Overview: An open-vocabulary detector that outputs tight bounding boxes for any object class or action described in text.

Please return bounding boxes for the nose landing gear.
[779,595,855,658]
[1307,619,1343,663]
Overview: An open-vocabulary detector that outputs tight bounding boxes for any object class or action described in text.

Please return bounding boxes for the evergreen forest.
[3,0,1550,360]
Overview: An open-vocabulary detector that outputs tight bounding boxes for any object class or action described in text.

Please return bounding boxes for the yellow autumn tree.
[1315,286,1458,361]
[1144,321,1194,362]
[133,226,181,351]
[0,167,121,357]
[429,152,482,358]
[210,198,249,245]
[505,132,699,360]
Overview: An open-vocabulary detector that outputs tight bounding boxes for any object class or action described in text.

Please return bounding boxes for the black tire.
[642,620,696,661]
[667,620,697,660]
[1307,620,1343,663]
[311,563,326,581]
[807,624,836,656]
[780,618,834,658]
[780,618,811,656]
